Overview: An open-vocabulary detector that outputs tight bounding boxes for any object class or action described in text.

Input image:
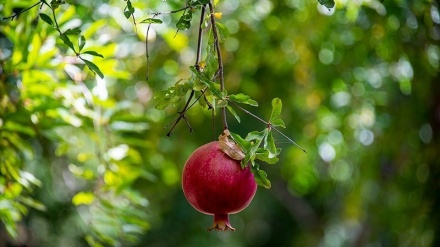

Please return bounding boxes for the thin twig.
[145,6,191,80]
[149,6,190,16]
[3,1,42,20]
[165,6,207,136]
[51,7,60,32]
[146,13,159,80]
[208,2,228,130]
[229,101,307,153]
[131,13,138,34]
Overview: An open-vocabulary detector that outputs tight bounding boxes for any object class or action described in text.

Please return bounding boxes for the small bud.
[213,12,222,19]
[198,61,206,72]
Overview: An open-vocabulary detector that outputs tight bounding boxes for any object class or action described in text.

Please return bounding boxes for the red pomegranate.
[182,141,257,231]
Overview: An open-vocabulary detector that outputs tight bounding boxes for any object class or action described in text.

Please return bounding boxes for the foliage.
[1,0,440,246]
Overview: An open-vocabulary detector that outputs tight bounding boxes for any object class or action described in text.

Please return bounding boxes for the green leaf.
[124,10,131,19]
[215,22,230,40]
[18,197,46,211]
[270,98,282,122]
[72,191,95,206]
[50,0,65,9]
[124,0,135,18]
[60,33,76,52]
[228,93,258,106]
[241,152,253,169]
[229,131,251,151]
[271,118,286,128]
[82,50,104,58]
[228,131,253,168]
[176,20,191,31]
[190,66,224,98]
[251,165,271,189]
[176,12,192,30]
[264,131,277,156]
[4,222,18,239]
[2,121,36,137]
[226,105,240,123]
[318,0,335,9]
[255,149,279,164]
[203,45,218,77]
[153,81,192,110]
[241,129,269,167]
[246,129,268,142]
[81,58,104,78]
[39,13,53,26]
[79,35,86,51]
[140,18,163,24]
[154,91,172,110]
[64,28,81,35]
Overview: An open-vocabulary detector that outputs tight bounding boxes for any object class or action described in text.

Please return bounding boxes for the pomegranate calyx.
[218,129,245,161]
[207,214,236,232]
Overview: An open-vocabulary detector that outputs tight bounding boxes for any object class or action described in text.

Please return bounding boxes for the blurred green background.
[1,0,439,246]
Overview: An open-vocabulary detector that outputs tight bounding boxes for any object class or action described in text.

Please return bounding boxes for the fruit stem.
[208,214,236,232]
[208,1,228,130]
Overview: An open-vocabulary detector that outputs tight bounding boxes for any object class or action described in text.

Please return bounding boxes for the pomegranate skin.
[182,141,257,231]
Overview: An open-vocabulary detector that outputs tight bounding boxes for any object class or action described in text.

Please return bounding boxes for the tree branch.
[3,1,42,20]
[145,5,192,80]
[165,5,207,136]
[208,2,228,130]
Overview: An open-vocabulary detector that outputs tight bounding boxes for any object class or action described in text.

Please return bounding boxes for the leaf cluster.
[228,98,285,189]
[38,3,105,78]
[176,0,210,31]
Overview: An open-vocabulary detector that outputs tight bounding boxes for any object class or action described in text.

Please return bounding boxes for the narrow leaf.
[18,197,46,211]
[59,33,76,52]
[229,131,251,151]
[39,13,53,26]
[241,152,253,169]
[79,35,86,51]
[81,58,104,78]
[140,18,163,24]
[226,105,240,123]
[64,28,81,35]
[82,50,104,58]
[215,22,230,40]
[251,165,271,189]
[229,93,258,106]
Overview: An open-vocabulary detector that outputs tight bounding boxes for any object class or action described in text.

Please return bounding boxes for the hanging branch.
[145,6,191,80]
[165,5,207,136]
[145,13,158,81]
[208,1,228,130]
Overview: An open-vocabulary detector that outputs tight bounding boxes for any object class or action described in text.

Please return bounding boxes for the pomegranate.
[182,141,257,231]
